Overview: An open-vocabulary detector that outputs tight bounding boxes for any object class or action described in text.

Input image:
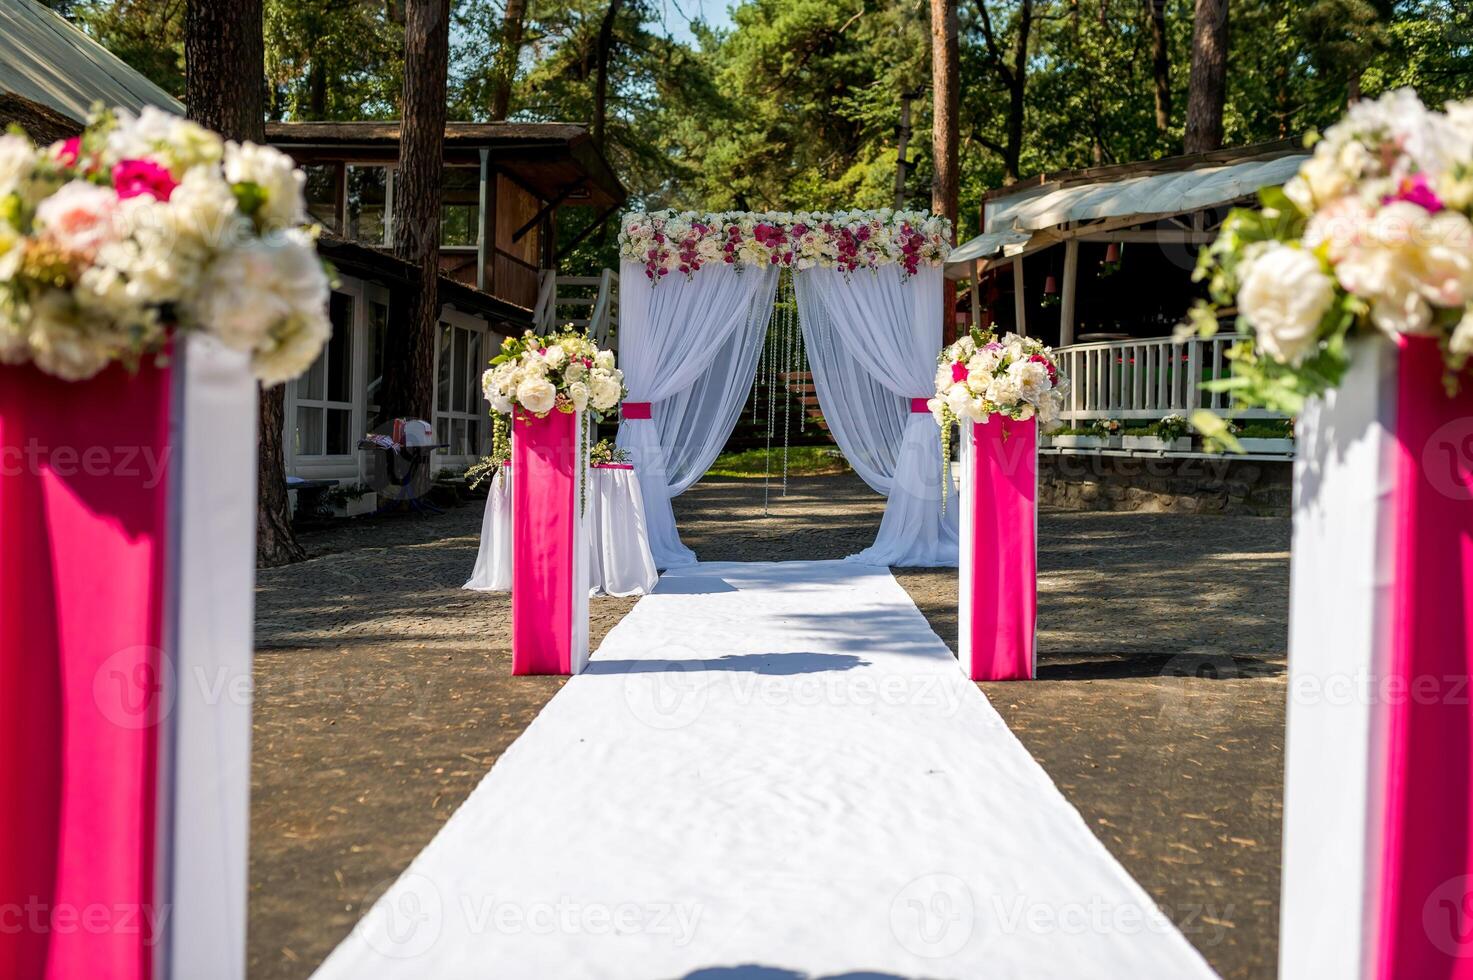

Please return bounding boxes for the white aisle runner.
[314,560,1218,980]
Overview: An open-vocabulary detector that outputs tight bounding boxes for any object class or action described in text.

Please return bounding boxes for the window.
[346,165,390,245]
[365,296,389,416]
[435,319,488,457]
[294,292,357,457]
[441,166,480,248]
[303,164,341,234]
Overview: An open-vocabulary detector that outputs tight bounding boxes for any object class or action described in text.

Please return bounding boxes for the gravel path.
[250,474,1288,980]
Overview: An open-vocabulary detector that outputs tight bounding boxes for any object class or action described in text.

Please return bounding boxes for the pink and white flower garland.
[619,209,952,283]
[0,107,332,384]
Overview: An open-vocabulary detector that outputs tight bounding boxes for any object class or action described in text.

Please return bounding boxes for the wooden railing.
[533,269,619,348]
[1056,335,1287,422]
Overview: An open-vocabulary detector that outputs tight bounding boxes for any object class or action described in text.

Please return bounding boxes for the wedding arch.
[614,209,959,568]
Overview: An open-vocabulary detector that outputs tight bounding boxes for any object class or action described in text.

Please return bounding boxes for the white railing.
[1056,335,1287,422]
[532,269,619,349]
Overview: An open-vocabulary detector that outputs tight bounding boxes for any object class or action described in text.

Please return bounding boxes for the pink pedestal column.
[958,415,1037,681]
[1280,336,1473,979]
[0,337,257,980]
[511,409,590,675]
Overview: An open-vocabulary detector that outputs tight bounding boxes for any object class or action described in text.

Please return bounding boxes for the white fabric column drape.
[794,264,959,566]
[615,260,779,568]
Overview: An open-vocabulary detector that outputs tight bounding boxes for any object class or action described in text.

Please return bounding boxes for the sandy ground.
[250,474,1287,980]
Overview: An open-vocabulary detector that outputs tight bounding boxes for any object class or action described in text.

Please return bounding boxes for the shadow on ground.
[249,473,1287,980]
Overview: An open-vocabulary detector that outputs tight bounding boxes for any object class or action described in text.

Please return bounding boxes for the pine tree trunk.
[1146,0,1171,136]
[1004,0,1033,183]
[379,0,450,424]
[1183,0,1228,153]
[930,0,960,232]
[187,0,305,568]
[593,0,623,150]
[490,0,527,120]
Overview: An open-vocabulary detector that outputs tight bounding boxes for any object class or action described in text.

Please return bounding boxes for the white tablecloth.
[464,465,660,597]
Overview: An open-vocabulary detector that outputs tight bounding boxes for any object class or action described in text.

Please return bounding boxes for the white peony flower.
[594,349,615,371]
[542,344,567,368]
[223,141,307,229]
[589,376,622,411]
[1451,308,1473,358]
[0,133,37,200]
[567,380,590,412]
[186,229,329,362]
[105,107,223,176]
[33,181,121,259]
[985,375,1022,408]
[517,376,557,414]
[26,290,116,381]
[253,309,332,387]
[1237,244,1336,363]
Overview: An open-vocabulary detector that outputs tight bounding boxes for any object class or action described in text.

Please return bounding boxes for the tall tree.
[931,0,960,229]
[490,0,527,119]
[378,0,450,424]
[592,0,625,150]
[1145,0,1170,136]
[1184,0,1228,152]
[187,0,305,568]
[972,0,1036,183]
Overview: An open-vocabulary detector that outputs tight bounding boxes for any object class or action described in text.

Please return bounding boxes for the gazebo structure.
[946,142,1309,512]
[948,145,1305,430]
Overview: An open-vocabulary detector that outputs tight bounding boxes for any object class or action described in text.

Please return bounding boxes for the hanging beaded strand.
[782,271,793,496]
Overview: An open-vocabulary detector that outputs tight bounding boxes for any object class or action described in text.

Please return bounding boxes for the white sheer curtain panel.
[615,260,779,568]
[794,264,958,566]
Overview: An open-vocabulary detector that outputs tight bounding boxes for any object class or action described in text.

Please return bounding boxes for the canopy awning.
[946,149,1307,275]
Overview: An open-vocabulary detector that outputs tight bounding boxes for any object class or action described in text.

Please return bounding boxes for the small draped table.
[464,462,660,597]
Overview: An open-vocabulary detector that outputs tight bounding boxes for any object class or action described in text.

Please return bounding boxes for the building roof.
[948,141,1308,273]
[316,237,534,335]
[266,120,627,211]
[0,0,181,122]
[0,91,84,143]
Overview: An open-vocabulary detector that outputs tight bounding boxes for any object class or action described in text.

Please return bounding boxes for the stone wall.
[1039,453,1292,516]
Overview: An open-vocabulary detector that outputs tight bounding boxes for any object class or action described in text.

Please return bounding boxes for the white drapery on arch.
[615,260,779,568]
[794,264,959,566]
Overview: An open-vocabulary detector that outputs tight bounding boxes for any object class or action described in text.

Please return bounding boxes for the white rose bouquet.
[1188,89,1473,417]
[0,107,332,384]
[480,327,625,420]
[928,327,1067,504]
[481,327,626,513]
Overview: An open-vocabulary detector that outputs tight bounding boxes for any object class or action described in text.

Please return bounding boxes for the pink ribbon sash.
[910,397,931,414]
[0,360,172,980]
[1376,336,1473,976]
[965,415,1037,681]
[511,410,580,675]
[622,401,652,420]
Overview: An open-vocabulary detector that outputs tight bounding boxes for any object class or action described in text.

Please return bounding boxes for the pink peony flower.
[54,137,82,168]
[112,159,177,201]
[1385,173,1444,213]
[951,361,969,383]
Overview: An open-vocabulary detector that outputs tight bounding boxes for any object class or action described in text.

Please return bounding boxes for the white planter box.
[1237,437,1294,454]
[1051,434,1104,449]
[332,492,378,518]
[1121,435,1191,452]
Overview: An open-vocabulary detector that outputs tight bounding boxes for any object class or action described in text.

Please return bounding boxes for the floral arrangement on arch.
[0,107,332,384]
[618,209,952,283]
[1188,88,1473,414]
